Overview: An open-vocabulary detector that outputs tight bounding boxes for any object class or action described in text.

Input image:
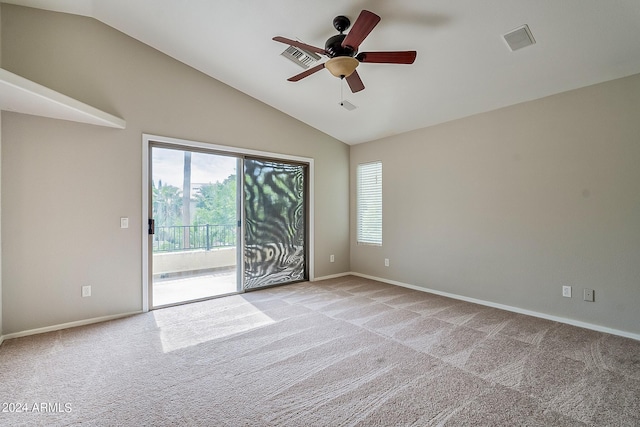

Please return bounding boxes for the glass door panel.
[151,146,239,307]
[243,158,307,290]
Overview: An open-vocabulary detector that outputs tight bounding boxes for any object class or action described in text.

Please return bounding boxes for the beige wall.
[1,5,349,335]
[153,249,236,276]
[0,3,3,340]
[351,73,640,335]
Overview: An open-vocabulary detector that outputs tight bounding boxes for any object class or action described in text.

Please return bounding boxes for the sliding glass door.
[243,158,308,290]
[147,142,309,307]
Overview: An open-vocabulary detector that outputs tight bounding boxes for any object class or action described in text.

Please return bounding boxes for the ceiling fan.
[273,10,417,93]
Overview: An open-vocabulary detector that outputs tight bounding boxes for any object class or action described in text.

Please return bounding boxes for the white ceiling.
[5,0,640,145]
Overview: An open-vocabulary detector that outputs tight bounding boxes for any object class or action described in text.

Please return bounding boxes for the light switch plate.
[120,217,129,228]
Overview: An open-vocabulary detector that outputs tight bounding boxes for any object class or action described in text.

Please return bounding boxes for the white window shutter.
[357,162,382,246]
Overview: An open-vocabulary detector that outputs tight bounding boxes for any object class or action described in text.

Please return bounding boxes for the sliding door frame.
[141,134,314,312]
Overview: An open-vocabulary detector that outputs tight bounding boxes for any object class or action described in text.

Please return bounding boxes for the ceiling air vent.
[503,24,536,51]
[281,45,321,69]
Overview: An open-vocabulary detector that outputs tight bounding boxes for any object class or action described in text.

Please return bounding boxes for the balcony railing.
[153,224,236,252]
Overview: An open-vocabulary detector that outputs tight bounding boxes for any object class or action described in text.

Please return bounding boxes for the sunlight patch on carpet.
[152,297,276,353]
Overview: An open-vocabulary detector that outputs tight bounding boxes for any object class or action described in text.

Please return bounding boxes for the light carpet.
[1,276,639,426]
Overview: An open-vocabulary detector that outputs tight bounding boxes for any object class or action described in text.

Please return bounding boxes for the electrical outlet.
[330,254,335,263]
[82,285,91,298]
[583,288,595,302]
[384,258,390,267]
[562,286,572,298]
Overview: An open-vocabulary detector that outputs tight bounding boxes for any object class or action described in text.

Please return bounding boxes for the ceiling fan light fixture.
[325,56,359,78]
[273,10,416,93]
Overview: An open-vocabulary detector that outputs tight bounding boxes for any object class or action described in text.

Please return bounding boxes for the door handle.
[148,219,155,235]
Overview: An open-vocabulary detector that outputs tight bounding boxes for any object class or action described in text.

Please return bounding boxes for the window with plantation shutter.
[357,161,382,246]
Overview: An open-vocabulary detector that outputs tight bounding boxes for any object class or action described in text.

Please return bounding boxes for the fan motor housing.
[333,15,350,32]
[325,34,356,58]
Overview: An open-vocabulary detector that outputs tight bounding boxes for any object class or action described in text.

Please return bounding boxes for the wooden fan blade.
[287,63,326,82]
[346,70,365,93]
[356,51,417,64]
[272,36,326,55]
[341,10,381,50]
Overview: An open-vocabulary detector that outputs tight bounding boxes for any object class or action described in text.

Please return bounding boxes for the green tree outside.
[194,174,237,226]
[153,180,183,227]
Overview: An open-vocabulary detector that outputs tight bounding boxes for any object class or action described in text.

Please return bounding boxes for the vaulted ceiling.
[5,0,640,144]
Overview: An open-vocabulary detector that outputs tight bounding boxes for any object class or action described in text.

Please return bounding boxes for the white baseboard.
[349,272,640,342]
[3,274,637,344]
[312,272,352,282]
[0,311,143,343]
